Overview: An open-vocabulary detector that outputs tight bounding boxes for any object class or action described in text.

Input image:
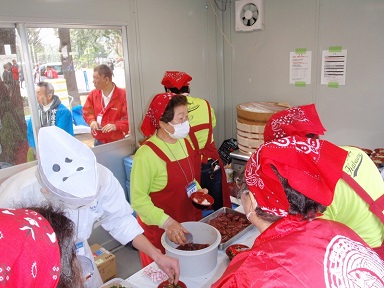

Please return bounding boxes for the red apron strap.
[144,141,170,162]
[188,126,200,151]
[188,99,213,153]
[184,138,194,155]
[341,171,384,223]
[205,100,213,146]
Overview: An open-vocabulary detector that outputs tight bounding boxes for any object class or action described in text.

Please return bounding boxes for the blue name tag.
[186,181,197,197]
[76,241,85,255]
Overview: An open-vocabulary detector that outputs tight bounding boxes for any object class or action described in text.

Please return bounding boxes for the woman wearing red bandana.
[212,136,384,288]
[161,71,231,211]
[0,205,83,288]
[263,104,384,258]
[131,93,207,267]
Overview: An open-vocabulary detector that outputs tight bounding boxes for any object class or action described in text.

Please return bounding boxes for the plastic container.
[125,180,131,203]
[190,191,214,210]
[225,244,250,261]
[98,277,132,288]
[157,280,187,288]
[161,221,221,277]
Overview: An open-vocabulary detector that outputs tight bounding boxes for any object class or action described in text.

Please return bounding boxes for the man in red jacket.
[11,59,20,81]
[82,64,129,146]
[44,66,59,79]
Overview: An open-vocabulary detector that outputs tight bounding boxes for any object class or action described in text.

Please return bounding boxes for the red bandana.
[141,92,175,137]
[245,136,347,217]
[161,71,192,89]
[263,104,326,142]
[0,208,61,287]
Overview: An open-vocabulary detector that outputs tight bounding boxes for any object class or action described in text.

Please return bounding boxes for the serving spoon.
[185,232,193,244]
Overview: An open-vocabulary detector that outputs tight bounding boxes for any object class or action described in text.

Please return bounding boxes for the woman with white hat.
[0,126,180,287]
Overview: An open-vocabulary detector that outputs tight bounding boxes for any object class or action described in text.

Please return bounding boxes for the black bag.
[218,138,238,165]
[200,159,222,211]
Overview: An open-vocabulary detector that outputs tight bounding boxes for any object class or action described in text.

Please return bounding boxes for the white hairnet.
[37,126,98,208]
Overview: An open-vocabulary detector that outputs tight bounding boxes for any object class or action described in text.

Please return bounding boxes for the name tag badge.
[76,241,86,256]
[186,181,197,198]
[97,114,103,125]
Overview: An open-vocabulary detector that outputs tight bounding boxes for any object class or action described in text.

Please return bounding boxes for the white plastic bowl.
[161,221,221,277]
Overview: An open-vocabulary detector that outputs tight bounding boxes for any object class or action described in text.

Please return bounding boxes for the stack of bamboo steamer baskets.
[236,102,289,154]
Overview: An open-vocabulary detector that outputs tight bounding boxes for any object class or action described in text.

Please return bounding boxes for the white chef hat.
[37,126,98,208]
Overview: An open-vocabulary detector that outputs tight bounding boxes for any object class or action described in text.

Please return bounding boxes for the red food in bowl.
[176,243,209,251]
[190,192,214,209]
[374,148,384,154]
[158,280,187,288]
[226,244,250,261]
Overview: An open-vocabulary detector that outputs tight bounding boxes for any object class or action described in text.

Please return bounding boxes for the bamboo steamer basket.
[236,120,264,153]
[236,102,289,154]
[236,120,265,135]
[237,102,289,123]
[237,143,258,154]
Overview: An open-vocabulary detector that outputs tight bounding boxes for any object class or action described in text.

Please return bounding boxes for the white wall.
[223,0,384,148]
[127,0,222,142]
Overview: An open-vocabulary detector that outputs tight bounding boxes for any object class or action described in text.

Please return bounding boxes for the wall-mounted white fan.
[235,0,264,32]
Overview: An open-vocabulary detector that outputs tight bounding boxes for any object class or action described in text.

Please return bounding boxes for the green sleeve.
[210,105,216,129]
[322,146,384,247]
[130,144,169,227]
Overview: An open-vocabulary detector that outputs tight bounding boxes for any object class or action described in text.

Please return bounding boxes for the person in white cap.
[0,126,180,287]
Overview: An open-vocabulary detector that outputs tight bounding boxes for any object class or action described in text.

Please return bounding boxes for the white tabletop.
[125,206,260,288]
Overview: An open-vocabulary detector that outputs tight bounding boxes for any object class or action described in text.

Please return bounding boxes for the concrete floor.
[111,244,142,280]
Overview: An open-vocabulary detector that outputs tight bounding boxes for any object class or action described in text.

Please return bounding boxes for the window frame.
[0,22,135,173]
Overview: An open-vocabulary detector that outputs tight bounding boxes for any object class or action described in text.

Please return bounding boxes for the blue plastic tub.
[123,155,134,181]
[125,180,131,203]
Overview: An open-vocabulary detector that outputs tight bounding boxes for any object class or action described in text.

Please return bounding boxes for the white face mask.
[166,120,190,139]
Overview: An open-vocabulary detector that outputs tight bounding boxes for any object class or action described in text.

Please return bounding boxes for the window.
[0,25,129,170]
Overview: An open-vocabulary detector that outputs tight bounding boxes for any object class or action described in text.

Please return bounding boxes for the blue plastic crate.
[125,180,136,217]
[202,209,214,217]
[125,179,131,203]
[123,155,134,181]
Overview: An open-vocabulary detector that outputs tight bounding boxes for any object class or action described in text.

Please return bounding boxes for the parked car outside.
[40,62,63,77]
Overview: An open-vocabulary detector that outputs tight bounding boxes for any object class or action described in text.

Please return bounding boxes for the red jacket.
[11,65,19,80]
[82,84,129,143]
[44,69,58,79]
[213,215,384,288]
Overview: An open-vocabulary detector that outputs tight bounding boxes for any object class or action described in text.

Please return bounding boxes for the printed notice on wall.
[289,51,312,85]
[321,49,347,86]
[4,44,11,55]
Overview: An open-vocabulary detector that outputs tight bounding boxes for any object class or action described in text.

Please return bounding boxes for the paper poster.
[321,48,347,86]
[4,44,11,55]
[290,50,312,86]
[61,45,68,59]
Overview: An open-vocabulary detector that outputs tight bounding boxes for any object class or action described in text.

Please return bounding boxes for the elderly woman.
[212,136,384,287]
[263,104,384,257]
[131,93,207,266]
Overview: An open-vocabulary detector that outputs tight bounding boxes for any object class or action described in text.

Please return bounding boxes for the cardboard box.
[90,244,117,283]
